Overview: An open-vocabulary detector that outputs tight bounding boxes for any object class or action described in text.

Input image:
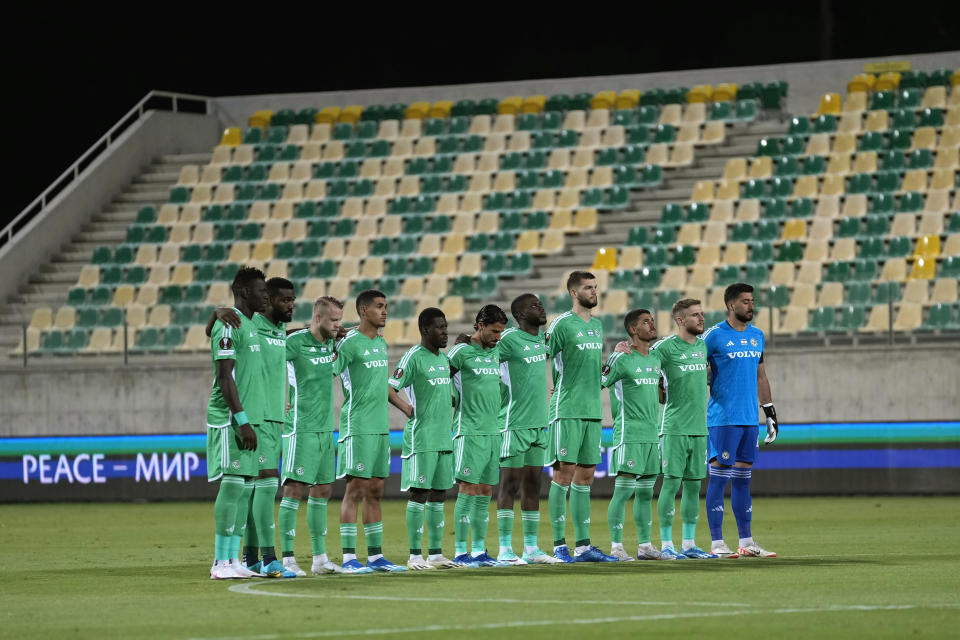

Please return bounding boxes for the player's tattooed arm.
[214,359,257,450]
[204,308,243,337]
[388,387,413,418]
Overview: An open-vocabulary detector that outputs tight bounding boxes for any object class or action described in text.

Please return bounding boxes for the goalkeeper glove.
[761,404,778,444]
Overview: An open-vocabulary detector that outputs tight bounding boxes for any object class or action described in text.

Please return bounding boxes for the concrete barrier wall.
[2,343,957,437]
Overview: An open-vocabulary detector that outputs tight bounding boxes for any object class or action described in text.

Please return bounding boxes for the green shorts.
[337,434,391,480]
[401,451,454,492]
[546,419,602,466]
[454,435,500,485]
[281,430,336,486]
[256,421,282,472]
[610,442,661,477]
[660,434,707,479]
[207,424,258,481]
[500,428,548,468]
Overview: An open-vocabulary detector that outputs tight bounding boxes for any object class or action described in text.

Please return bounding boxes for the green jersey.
[546,312,604,422]
[447,341,501,437]
[497,327,549,430]
[284,329,336,434]
[207,312,265,427]
[333,328,390,438]
[601,349,662,445]
[253,313,287,423]
[651,334,708,436]
[388,345,454,456]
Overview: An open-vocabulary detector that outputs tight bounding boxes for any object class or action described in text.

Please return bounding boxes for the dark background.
[6,3,959,230]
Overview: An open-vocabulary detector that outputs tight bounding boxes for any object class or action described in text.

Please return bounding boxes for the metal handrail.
[0,90,214,249]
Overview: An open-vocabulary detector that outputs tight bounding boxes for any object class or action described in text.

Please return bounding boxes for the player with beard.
[702,283,778,558]
[544,271,615,563]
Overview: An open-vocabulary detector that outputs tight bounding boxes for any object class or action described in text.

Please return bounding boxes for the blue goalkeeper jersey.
[703,321,764,427]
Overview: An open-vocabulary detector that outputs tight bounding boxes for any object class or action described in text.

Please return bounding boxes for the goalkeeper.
[702,283,778,559]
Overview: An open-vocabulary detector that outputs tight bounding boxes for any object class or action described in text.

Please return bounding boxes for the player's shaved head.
[510,293,539,321]
[418,307,446,333]
[314,296,343,318]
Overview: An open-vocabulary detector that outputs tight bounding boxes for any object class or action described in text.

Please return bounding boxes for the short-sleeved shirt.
[284,329,336,433]
[545,312,604,423]
[703,321,765,427]
[601,349,662,445]
[333,329,390,438]
[497,328,549,431]
[253,313,287,423]
[651,334,708,436]
[447,341,501,437]
[207,312,265,427]
[389,345,454,456]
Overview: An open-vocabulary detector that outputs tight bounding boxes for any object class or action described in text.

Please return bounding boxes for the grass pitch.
[1,496,958,639]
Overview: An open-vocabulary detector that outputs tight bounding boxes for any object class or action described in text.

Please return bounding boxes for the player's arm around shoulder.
[601,351,623,389]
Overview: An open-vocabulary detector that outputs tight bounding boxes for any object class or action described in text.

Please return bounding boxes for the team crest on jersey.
[393,368,404,379]
[545,333,550,343]
[258,454,266,464]
[356,462,365,472]
[627,459,635,468]
[232,460,240,469]
[219,337,232,350]
[721,451,731,460]
[418,475,425,484]
[750,338,758,347]
[661,459,668,468]
[296,466,305,476]
[462,467,471,476]
[559,448,567,456]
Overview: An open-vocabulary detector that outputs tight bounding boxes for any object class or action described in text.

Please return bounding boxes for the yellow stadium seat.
[748,156,772,180]
[942,234,960,256]
[841,194,867,217]
[620,246,643,269]
[714,180,739,201]
[880,257,908,281]
[837,113,862,134]
[818,282,844,307]
[832,132,857,154]
[859,305,890,333]
[590,91,616,110]
[574,208,598,232]
[400,319,421,345]
[808,218,833,241]
[659,104,682,127]
[177,165,198,186]
[532,189,556,210]
[377,120,398,140]
[451,213,475,235]
[713,83,737,101]
[941,125,960,146]
[404,102,429,120]
[399,119,422,139]
[522,95,546,113]
[565,168,589,189]
[847,73,875,93]
[314,107,339,125]
[806,133,831,156]
[428,100,453,118]
[322,141,345,161]
[336,257,360,281]
[231,145,254,165]
[589,166,613,188]
[803,239,829,262]
[724,242,748,264]
[911,127,937,150]
[709,201,734,223]
[701,120,726,145]
[778,307,809,334]
[864,110,889,132]
[477,152,499,172]
[199,165,222,185]
[286,124,308,145]
[53,306,77,330]
[592,247,617,271]
[702,221,726,244]
[515,231,539,253]
[76,265,100,288]
[383,319,406,344]
[658,266,687,291]
[602,290,629,315]
[468,115,491,136]
[249,110,272,128]
[852,151,878,174]
[816,93,843,116]
[843,92,867,114]
[493,171,516,192]
[932,278,958,303]
[644,143,669,166]
[688,265,714,288]
[815,195,840,218]
[723,158,747,182]
[442,234,466,255]
[413,137,437,157]
[398,277,423,299]
[299,279,324,300]
[890,213,916,237]
[875,72,900,91]
[546,208,571,231]
[460,253,482,277]
[510,131,531,151]
[29,307,54,331]
[924,190,950,214]
[736,199,760,221]
[338,105,362,124]
[691,180,714,203]
[441,295,465,322]
[919,86,947,110]
[329,280,350,303]
[832,238,856,261]
[484,133,507,153]
[902,279,929,305]
[586,109,609,130]
[148,265,170,287]
[669,143,695,168]
[468,173,492,194]
[826,153,852,176]
[189,185,211,205]
[820,175,845,197]
[459,193,482,214]
[498,96,523,115]
[677,223,701,245]
[687,85,713,103]
[789,283,816,308]
[219,127,242,147]
[433,255,457,277]
[900,170,928,193]
[265,260,287,280]
[769,262,795,286]
[781,219,807,241]
[934,148,958,170]
[683,103,707,124]
[615,89,641,110]
[578,129,601,148]
[793,176,819,198]
[308,124,331,144]
[892,304,922,332]
[540,230,565,254]
[147,305,171,329]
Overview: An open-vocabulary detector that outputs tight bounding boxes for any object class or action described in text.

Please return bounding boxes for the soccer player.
[650,298,716,560]
[277,296,351,576]
[447,305,508,567]
[207,277,296,578]
[206,267,267,579]
[389,308,460,570]
[544,271,615,562]
[495,294,562,565]
[335,289,408,572]
[602,308,663,561]
[703,282,779,558]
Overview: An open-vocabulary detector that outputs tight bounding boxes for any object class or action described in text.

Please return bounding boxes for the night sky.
[7,4,959,232]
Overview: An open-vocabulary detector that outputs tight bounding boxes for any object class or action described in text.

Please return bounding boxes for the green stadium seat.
[734,99,757,121]
[637,268,662,290]
[219,263,240,282]
[744,263,768,284]
[159,286,182,305]
[859,237,884,259]
[948,213,960,234]
[897,88,922,110]
[524,151,547,170]
[755,220,778,241]
[776,241,803,261]
[838,305,865,331]
[788,116,810,135]
[801,155,825,175]
[852,259,879,281]
[221,166,242,183]
[781,136,805,155]
[709,101,731,121]
[611,270,635,290]
[789,198,813,218]
[741,179,766,199]
[896,192,923,213]
[626,226,648,246]
[345,141,366,159]
[656,289,682,309]
[813,114,837,133]
[124,266,147,285]
[136,206,157,224]
[715,265,740,286]
[100,266,122,286]
[886,236,911,258]
[730,222,754,242]
[859,132,884,152]
[774,156,798,177]
[869,193,895,215]
[91,246,112,264]
[242,128,263,144]
[751,242,774,263]
[907,149,933,170]
[871,91,896,111]
[99,307,123,328]
[640,89,664,106]
[920,303,953,330]
[873,281,900,305]
[837,217,860,238]
[878,151,905,172]
[846,282,871,306]
[525,211,548,230]
[888,129,911,151]
[643,246,667,268]
[652,125,675,143]
[194,263,217,283]
[890,109,915,131]
[664,87,688,104]
[540,111,562,130]
[623,145,646,165]
[670,245,696,266]
[132,328,159,351]
[806,307,835,332]
[651,226,675,245]
[332,219,354,237]
[917,107,943,128]
[270,111,294,127]
[596,148,619,166]
[510,253,532,275]
[660,204,683,225]
[686,203,709,223]
[762,198,787,219]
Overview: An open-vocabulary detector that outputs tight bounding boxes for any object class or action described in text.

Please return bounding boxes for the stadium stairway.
[0,152,210,355]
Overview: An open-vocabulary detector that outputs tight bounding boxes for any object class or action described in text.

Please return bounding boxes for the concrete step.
[158,153,211,164]
[73,230,126,243]
[114,191,169,203]
[138,172,179,183]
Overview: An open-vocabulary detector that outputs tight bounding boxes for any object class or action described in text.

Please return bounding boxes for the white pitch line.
[186,603,960,640]
[227,580,756,607]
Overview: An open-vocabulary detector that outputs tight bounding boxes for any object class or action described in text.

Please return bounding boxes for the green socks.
[570,483,591,547]
[278,497,299,557]
[307,497,328,556]
[254,477,279,562]
[634,477,656,544]
[425,502,445,555]
[681,479,701,543]
[607,477,636,544]
[243,508,258,563]
[548,481,569,546]
[364,521,383,557]
[521,510,540,552]
[406,501,425,555]
[232,479,254,559]
[454,493,473,555]
[497,509,514,552]
[658,475,683,546]
[340,523,357,555]
[471,495,491,554]
[213,476,244,561]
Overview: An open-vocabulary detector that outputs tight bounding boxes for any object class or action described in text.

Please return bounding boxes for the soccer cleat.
[710,541,739,559]
[497,550,528,566]
[426,555,461,569]
[609,547,635,562]
[341,559,374,574]
[367,557,409,572]
[738,543,777,558]
[574,546,617,562]
[521,549,564,564]
[658,546,687,560]
[453,553,480,568]
[261,559,298,577]
[681,546,718,559]
[470,552,507,567]
[246,560,265,576]
[230,559,261,577]
[210,560,247,580]
[282,558,307,577]
[312,560,347,575]
[552,545,575,563]
[406,557,433,571]
[636,544,662,560]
